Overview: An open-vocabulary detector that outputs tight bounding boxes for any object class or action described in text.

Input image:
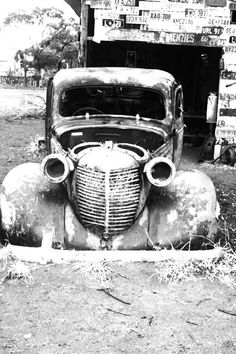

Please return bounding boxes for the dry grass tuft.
[0,248,33,284]
[150,246,236,288]
[25,135,46,159]
[4,94,45,122]
[73,261,113,290]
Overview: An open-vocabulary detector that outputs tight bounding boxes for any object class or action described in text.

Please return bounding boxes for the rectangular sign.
[202,26,223,35]
[168,0,191,3]
[107,28,161,42]
[230,3,236,10]
[91,0,112,8]
[208,18,230,26]
[221,71,236,80]
[217,116,236,127]
[162,32,226,46]
[126,15,149,24]
[102,18,124,27]
[205,0,226,7]
[114,0,136,5]
[95,10,120,18]
[172,17,194,25]
[220,108,236,116]
[192,0,204,3]
[150,11,172,20]
[115,6,139,14]
[164,32,195,44]
[225,27,236,36]
[220,93,236,101]
[229,36,236,44]
[224,46,236,53]
[139,1,162,10]
[215,131,236,145]
[185,8,208,17]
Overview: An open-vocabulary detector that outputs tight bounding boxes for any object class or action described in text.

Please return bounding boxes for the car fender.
[148,169,219,248]
[0,162,67,247]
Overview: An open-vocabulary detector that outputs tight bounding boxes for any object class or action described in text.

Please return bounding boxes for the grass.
[0,248,33,284]
[25,134,46,159]
[0,242,235,287]
[73,260,113,290]
[71,228,236,289]
[66,240,236,289]
[2,92,46,122]
[149,247,236,288]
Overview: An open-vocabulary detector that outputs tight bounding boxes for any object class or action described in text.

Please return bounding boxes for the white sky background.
[0,0,77,22]
[0,0,79,61]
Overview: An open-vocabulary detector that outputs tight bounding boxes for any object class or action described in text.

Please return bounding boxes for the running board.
[1,245,224,264]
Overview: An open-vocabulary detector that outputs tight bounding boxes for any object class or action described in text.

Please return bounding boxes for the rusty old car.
[0,67,219,250]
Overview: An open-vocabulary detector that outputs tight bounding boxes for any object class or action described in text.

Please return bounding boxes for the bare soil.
[0,88,236,354]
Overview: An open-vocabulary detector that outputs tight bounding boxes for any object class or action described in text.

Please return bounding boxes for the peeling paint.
[112,234,125,249]
[86,232,100,250]
[65,204,76,237]
[0,194,16,229]
[41,224,55,248]
[138,207,148,226]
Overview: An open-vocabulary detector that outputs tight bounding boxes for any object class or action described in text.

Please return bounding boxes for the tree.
[4,7,64,26]
[63,43,79,68]
[45,18,79,65]
[40,14,79,68]
[4,7,80,84]
[14,50,32,87]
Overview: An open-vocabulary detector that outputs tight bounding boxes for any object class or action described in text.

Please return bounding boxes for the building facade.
[66,0,236,159]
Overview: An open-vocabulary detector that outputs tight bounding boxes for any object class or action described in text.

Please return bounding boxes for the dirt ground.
[0,88,236,354]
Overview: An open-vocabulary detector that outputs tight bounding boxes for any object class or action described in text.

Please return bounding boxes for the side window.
[175,88,183,120]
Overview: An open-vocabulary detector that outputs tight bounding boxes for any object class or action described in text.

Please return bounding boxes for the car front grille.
[76,165,141,237]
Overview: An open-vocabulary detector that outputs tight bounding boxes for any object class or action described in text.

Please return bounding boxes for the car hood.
[52,115,172,139]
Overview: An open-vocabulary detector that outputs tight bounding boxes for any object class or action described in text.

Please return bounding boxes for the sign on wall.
[215,70,236,145]
[92,0,233,46]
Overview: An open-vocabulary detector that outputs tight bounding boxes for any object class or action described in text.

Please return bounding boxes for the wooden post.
[79,0,89,67]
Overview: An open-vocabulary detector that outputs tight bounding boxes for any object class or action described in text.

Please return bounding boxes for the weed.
[150,245,236,288]
[0,249,33,284]
[25,135,46,158]
[73,261,113,290]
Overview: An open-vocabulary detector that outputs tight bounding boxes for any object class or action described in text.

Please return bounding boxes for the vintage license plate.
[126,15,148,24]
[102,18,124,28]
[115,6,139,14]
[114,0,136,5]
[185,8,208,18]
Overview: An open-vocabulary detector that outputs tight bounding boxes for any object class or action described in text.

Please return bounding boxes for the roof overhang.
[64,0,81,16]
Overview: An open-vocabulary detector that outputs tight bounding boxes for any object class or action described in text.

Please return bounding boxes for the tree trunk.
[24,67,28,87]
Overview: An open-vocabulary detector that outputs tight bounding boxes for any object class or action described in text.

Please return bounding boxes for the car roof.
[52,67,177,93]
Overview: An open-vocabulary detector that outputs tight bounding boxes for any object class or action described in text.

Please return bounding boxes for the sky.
[0,0,77,22]
[0,0,79,66]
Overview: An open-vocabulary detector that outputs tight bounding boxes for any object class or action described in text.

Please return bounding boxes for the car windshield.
[60,85,166,120]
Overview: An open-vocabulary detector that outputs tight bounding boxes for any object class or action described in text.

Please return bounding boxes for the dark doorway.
[87,41,222,137]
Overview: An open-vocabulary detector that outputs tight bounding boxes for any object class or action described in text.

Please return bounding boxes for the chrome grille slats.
[75,165,141,237]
